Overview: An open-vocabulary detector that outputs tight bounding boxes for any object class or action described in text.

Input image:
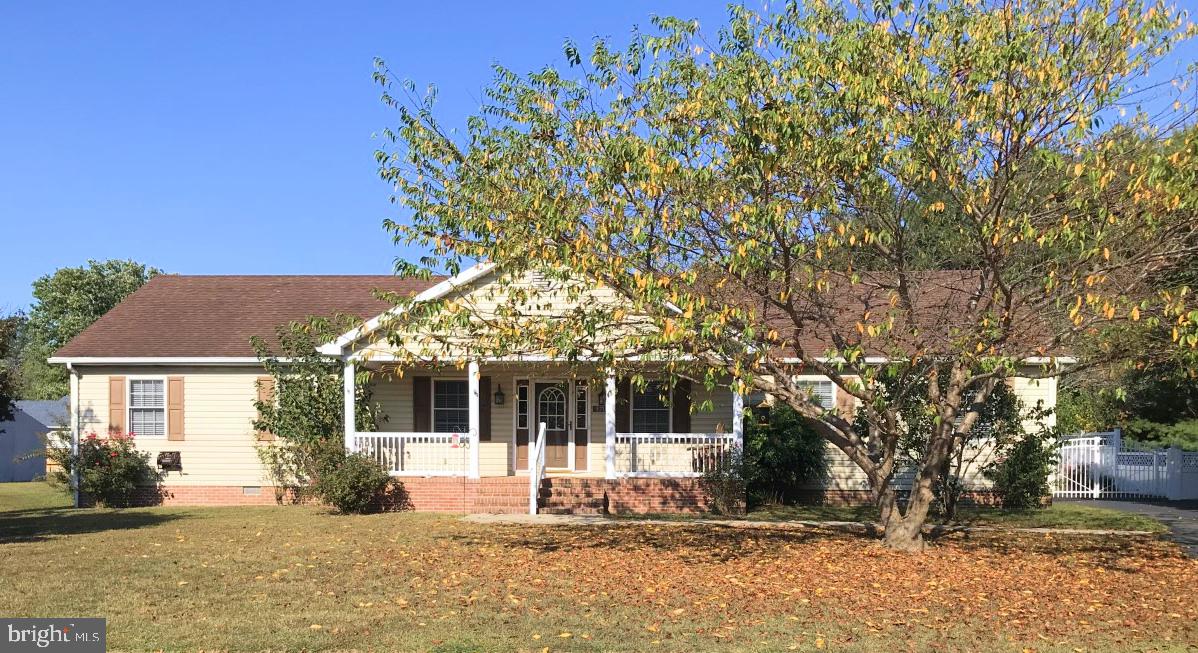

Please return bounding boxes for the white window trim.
[628,380,673,433]
[430,378,470,434]
[574,380,588,432]
[126,375,168,439]
[512,377,529,472]
[793,375,837,411]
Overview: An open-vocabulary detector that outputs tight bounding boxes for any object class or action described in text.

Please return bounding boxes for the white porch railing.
[351,432,469,476]
[529,422,547,515]
[613,433,737,477]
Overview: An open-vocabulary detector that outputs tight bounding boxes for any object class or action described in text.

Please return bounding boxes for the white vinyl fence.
[1053,429,1198,500]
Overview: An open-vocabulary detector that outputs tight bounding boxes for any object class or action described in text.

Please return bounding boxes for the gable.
[327,265,641,361]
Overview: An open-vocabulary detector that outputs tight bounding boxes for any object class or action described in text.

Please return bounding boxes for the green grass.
[0,481,72,512]
[1,482,1193,652]
[740,502,1168,532]
[958,502,1168,532]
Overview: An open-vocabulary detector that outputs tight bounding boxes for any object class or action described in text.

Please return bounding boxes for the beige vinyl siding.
[76,366,271,487]
[1008,372,1058,430]
[357,269,640,361]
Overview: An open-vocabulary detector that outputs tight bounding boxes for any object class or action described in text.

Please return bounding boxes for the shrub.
[984,432,1056,512]
[698,446,747,515]
[48,432,162,507]
[743,405,828,506]
[313,453,396,514]
[257,437,346,504]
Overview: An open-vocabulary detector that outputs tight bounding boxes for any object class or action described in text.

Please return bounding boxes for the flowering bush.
[49,431,162,507]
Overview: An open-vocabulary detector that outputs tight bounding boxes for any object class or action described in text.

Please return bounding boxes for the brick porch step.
[538,506,605,515]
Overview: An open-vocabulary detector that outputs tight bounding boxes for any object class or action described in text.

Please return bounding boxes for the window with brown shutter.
[615,378,631,433]
[671,379,692,433]
[478,376,492,441]
[108,376,126,435]
[256,376,275,441]
[412,376,431,432]
[167,376,185,441]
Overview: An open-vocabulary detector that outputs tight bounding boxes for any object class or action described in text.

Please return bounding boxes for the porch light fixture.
[493,384,505,405]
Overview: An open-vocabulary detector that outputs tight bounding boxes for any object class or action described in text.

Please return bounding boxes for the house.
[0,398,66,482]
[48,265,1060,512]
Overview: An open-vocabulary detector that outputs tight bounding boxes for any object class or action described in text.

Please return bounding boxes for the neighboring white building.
[0,398,66,482]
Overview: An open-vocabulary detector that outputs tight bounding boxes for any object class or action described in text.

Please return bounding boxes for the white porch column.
[731,387,744,452]
[468,360,480,479]
[343,360,355,454]
[605,371,617,479]
[68,364,80,508]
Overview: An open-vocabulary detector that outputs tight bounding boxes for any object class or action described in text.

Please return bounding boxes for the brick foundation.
[108,476,719,514]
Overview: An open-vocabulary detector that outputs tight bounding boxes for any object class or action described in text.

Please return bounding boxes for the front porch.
[342,361,744,484]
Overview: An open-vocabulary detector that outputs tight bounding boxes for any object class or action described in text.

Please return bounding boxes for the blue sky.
[0,1,732,311]
[1,2,1194,312]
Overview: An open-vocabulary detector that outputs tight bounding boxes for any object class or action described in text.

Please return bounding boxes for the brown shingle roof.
[53,275,443,359]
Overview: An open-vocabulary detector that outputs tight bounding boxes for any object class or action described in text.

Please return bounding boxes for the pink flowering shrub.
[49,431,162,507]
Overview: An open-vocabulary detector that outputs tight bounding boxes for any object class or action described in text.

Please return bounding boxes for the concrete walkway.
[462,512,1159,537]
[1066,499,1198,556]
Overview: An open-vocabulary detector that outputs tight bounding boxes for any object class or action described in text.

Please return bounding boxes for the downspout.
[67,363,80,508]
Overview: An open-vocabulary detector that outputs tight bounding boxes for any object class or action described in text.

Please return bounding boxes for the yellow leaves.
[929,169,937,182]
[1073,162,1084,177]
[1102,247,1110,261]
[1130,306,1141,321]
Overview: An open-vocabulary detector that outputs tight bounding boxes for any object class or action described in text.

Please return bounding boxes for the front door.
[534,382,570,468]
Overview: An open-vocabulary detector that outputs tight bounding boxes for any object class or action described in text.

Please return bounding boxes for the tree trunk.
[880,482,936,552]
[881,486,935,552]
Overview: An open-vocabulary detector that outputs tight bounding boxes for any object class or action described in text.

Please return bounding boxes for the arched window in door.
[537,386,567,431]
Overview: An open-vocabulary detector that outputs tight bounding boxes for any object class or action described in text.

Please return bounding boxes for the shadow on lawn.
[471,520,1183,567]
[0,507,186,544]
[477,522,856,561]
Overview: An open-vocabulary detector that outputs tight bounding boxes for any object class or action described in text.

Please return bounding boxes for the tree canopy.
[0,313,22,427]
[374,0,1197,550]
[19,259,160,399]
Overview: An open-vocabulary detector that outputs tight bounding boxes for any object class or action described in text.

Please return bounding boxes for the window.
[432,380,469,433]
[574,381,588,431]
[537,386,567,431]
[517,382,528,430]
[631,382,670,433]
[796,378,835,410]
[129,378,166,438]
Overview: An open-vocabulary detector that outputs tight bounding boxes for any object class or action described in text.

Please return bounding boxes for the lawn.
[743,502,1169,533]
[2,482,1195,653]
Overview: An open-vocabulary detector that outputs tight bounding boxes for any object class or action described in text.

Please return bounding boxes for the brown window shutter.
[478,376,492,441]
[615,377,631,433]
[108,376,126,435]
[167,376,185,441]
[412,376,431,432]
[256,376,275,441]
[671,379,691,433]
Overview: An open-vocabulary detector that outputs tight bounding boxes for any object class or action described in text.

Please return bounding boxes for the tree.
[374,1,1198,550]
[252,320,383,502]
[0,313,23,428]
[20,260,160,399]
[871,368,1039,521]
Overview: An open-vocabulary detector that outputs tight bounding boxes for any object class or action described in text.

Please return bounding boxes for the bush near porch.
[1,482,1193,652]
